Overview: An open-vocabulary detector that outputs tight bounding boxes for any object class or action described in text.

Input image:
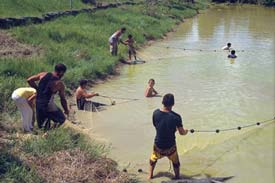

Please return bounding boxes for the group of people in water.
[11,27,238,180]
[223,42,237,58]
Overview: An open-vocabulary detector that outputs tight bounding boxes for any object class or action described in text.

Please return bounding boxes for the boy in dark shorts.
[149,93,188,179]
[124,34,137,61]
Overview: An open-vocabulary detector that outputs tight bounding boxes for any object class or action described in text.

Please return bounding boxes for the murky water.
[77,5,275,183]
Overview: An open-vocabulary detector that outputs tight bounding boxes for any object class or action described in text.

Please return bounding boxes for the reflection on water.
[77,5,275,183]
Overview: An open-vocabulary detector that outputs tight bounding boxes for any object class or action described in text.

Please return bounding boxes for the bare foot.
[148,175,153,180]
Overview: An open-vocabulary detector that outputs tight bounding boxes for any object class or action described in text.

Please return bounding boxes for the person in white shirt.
[222,42,232,50]
[108,27,126,56]
[11,87,36,132]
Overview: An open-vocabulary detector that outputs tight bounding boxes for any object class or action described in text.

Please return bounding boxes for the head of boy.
[121,27,126,33]
[231,50,235,55]
[162,93,175,108]
[54,63,67,79]
[227,43,231,47]
[79,79,88,88]
[148,79,155,87]
[128,34,133,39]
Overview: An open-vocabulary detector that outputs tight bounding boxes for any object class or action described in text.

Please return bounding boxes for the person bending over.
[149,93,188,180]
[109,27,126,56]
[27,63,69,130]
[11,87,36,132]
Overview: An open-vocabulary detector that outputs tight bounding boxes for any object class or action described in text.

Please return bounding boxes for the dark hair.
[121,27,126,31]
[79,79,88,86]
[148,78,155,83]
[162,93,175,107]
[227,43,231,47]
[231,50,235,54]
[128,34,132,39]
[55,63,67,73]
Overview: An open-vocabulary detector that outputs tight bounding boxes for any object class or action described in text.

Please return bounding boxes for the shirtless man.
[75,79,99,110]
[145,79,158,97]
[27,63,69,129]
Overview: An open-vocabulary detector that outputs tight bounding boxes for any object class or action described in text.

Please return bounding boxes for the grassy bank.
[0,126,137,182]
[0,1,208,182]
[0,0,90,18]
[0,0,208,117]
[211,0,275,6]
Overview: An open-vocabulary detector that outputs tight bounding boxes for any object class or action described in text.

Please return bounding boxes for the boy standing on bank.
[149,93,188,179]
[124,34,137,61]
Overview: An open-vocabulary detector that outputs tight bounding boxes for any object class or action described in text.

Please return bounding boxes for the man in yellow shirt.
[11,87,36,132]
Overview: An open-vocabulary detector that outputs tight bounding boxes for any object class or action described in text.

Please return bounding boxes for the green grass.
[22,127,107,158]
[0,128,107,183]
[0,0,91,18]
[0,2,208,182]
[0,1,208,116]
[0,151,42,183]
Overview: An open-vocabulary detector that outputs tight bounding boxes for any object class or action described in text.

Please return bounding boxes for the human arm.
[27,93,36,109]
[83,91,99,99]
[58,82,69,115]
[177,127,188,135]
[122,39,129,45]
[175,115,188,135]
[27,72,46,90]
[152,88,158,95]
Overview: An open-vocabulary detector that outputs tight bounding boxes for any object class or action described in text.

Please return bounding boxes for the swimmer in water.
[222,42,232,51]
[145,79,158,97]
[228,50,237,58]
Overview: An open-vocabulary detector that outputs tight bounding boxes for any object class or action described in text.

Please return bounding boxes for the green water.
[77,5,275,183]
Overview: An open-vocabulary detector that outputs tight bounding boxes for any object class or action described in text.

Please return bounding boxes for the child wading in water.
[124,34,137,61]
[145,79,158,97]
[228,50,237,58]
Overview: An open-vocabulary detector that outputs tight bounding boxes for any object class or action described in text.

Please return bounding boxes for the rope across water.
[190,117,275,134]
[154,45,246,52]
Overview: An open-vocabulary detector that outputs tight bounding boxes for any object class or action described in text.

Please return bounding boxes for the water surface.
[77,5,275,183]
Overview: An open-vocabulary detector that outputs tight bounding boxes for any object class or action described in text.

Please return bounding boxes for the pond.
[77,5,275,183]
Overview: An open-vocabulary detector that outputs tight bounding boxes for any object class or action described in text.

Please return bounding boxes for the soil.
[24,148,132,183]
[0,31,42,58]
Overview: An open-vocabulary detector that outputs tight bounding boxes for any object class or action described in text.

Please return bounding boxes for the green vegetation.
[0,1,208,117]
[22,127,107,158]
[0,1,208,182]
[0,0,90,18]
[0,151,42,183]
[212,0,274,6]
